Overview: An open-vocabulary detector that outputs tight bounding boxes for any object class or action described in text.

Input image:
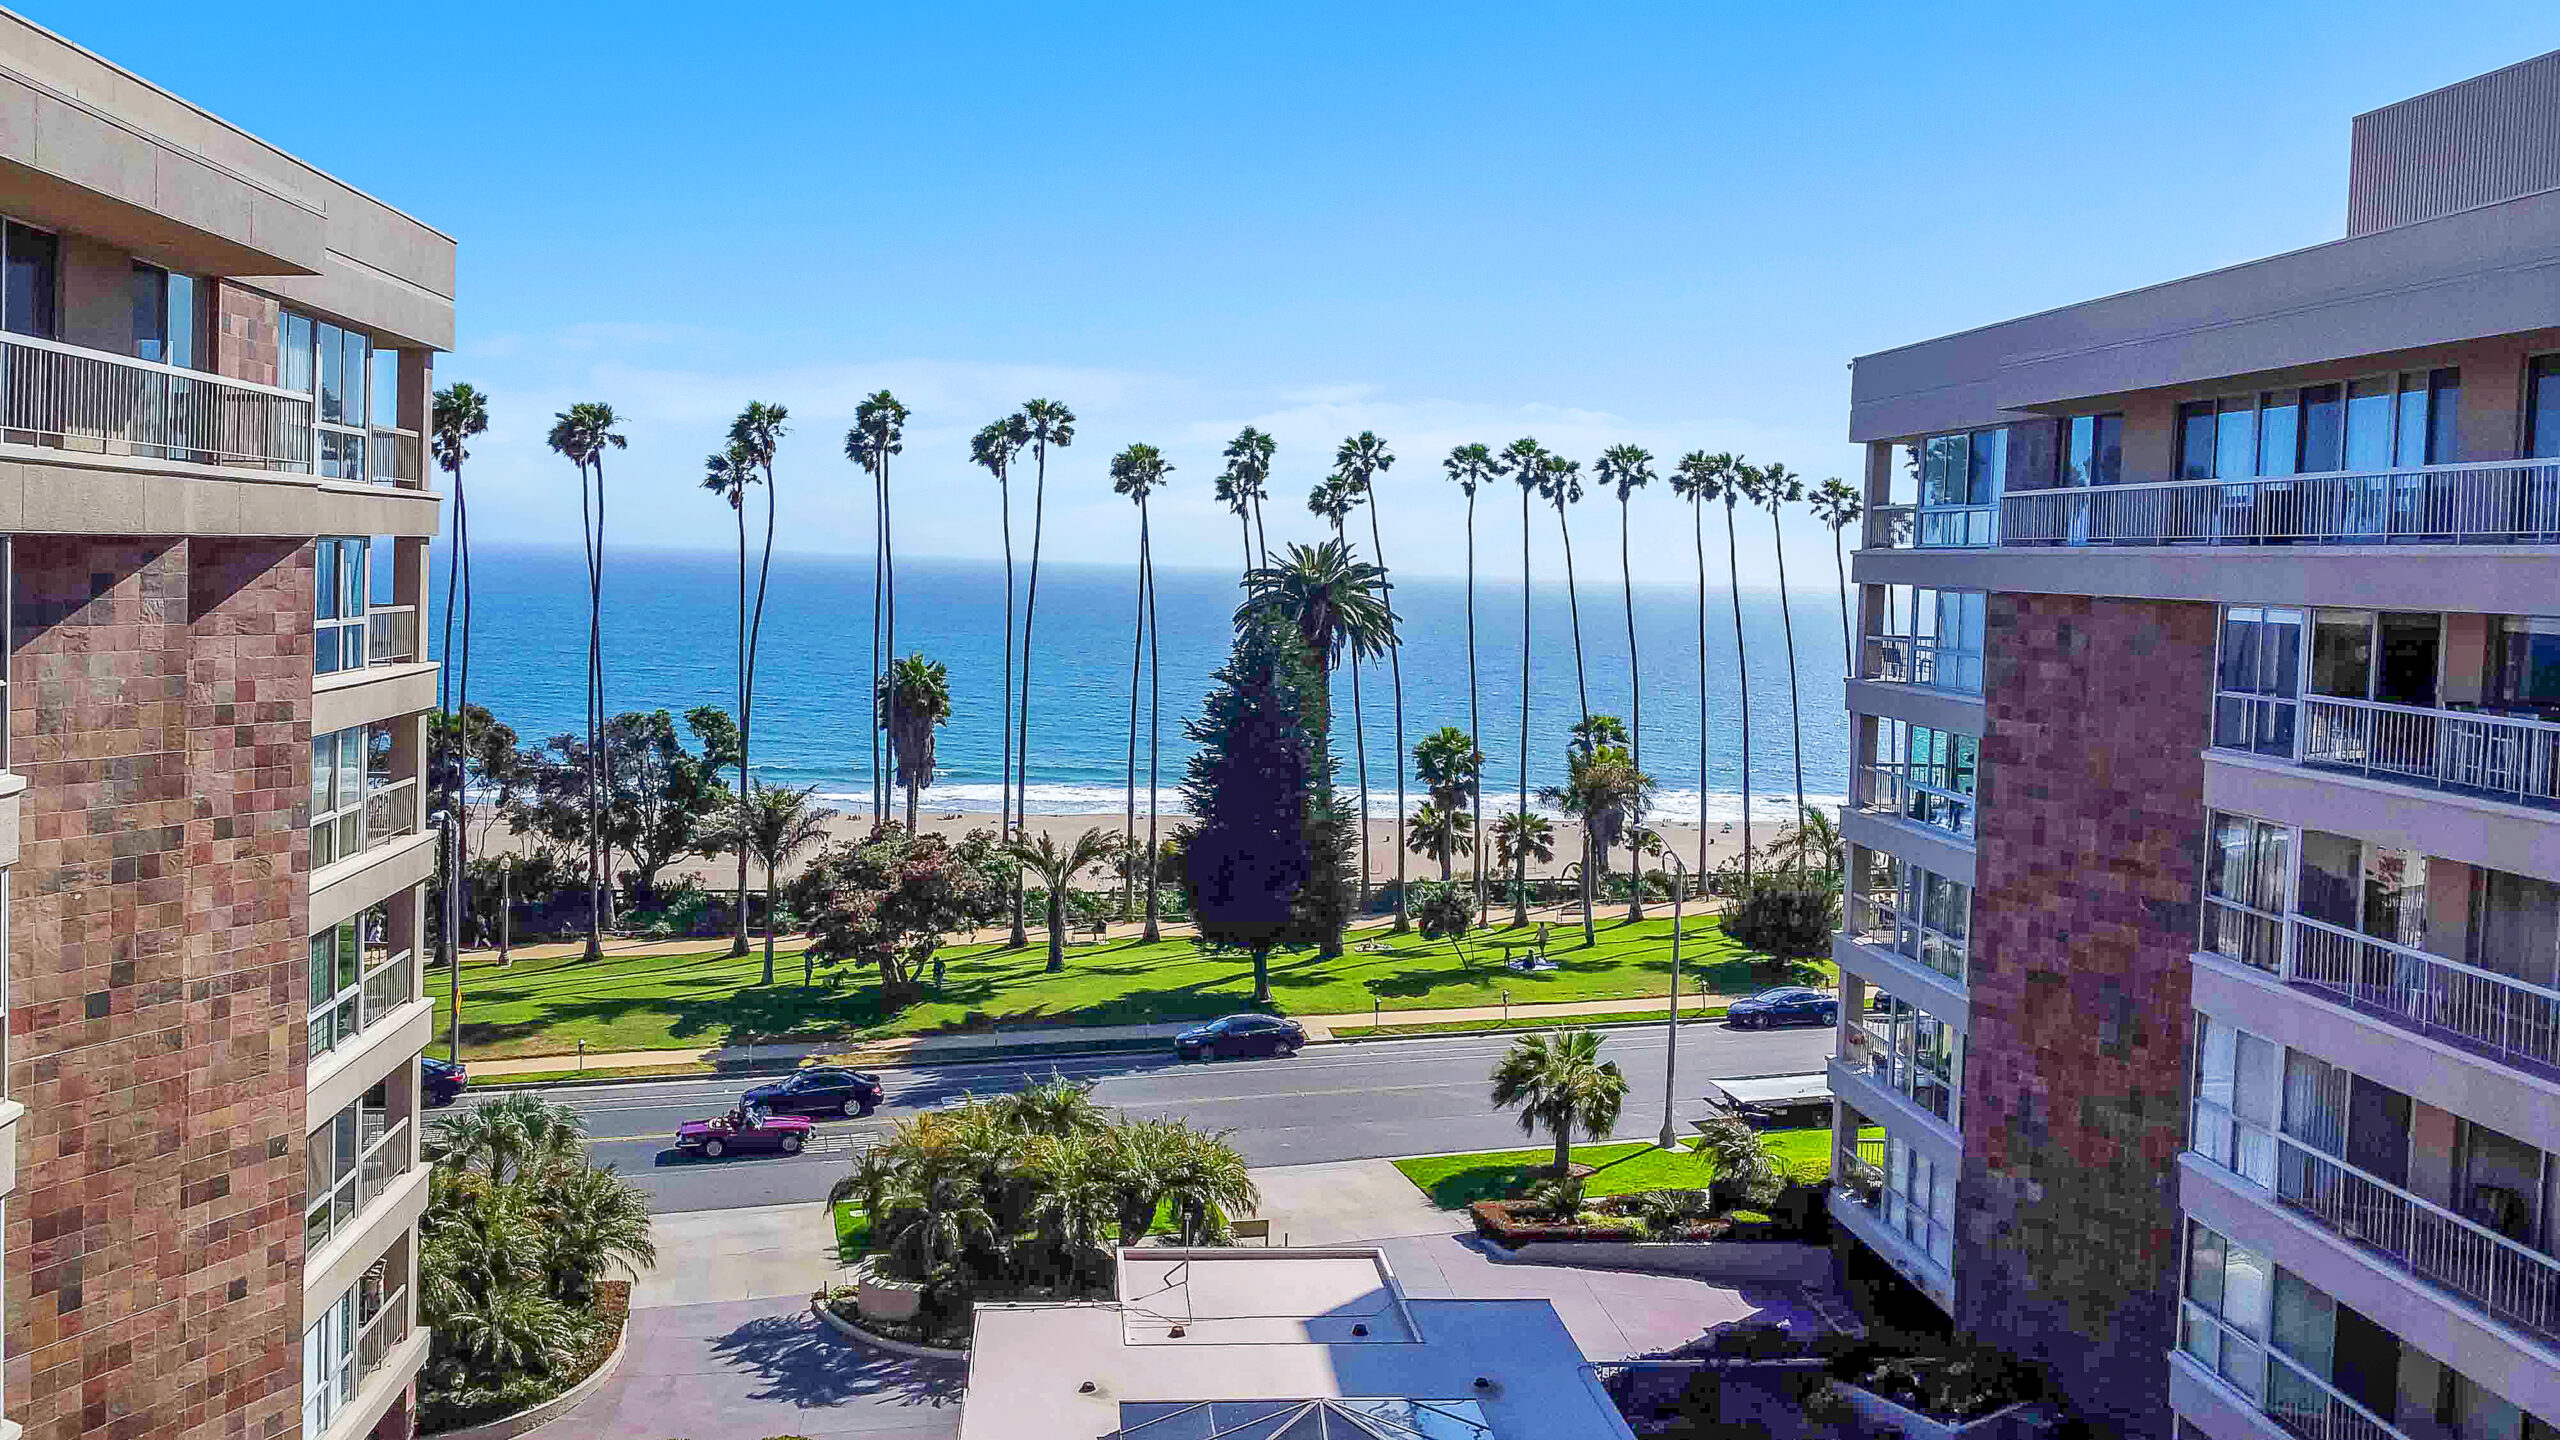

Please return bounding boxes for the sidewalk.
[466,989,1739,1080]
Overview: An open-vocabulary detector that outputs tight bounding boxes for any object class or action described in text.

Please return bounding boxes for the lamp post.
[1658,852,1689,1150]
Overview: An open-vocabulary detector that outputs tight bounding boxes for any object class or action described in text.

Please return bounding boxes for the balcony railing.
[306,1117,413,1254]
[357,1285,412,1383]
[1854,761,1976,840]
[367,427,423,488]
[310,946,416,1064]
[0,331,314,471]
[2195,1099,2560,1348]
[1866,502,1995,550]
[2286,916,2560,1075]
[2294,696,2560,810]
[366,605,418,665]
[1862,635,1983,694]
[2001,462,2560,548]
[2179,1307,2405,1440]
[364,776,421,846]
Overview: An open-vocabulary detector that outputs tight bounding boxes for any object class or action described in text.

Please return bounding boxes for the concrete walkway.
[631,1202,848,1309]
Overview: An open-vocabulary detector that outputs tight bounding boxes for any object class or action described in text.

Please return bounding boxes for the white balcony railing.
[363,776,421,846]
[1861,635,1983,694]
[2286,916,2560,1074]
[1865,502,1995,550]
[367,427,423,487]
[0,331,314,471]
[2000,461,2560,548]
[2295,696,2560,809]
[310,946,416,1064]
[356,1285,412,1383]
[2195,1098,2560,1346]
[1855,761,1976,840]
[2180,1305,2406,1440]
[306,1117,413,1253]
[366,606,418,665]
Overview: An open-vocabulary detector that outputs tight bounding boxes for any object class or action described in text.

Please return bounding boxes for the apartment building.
[1834,50,2560,1440]
[0,12,450,1440]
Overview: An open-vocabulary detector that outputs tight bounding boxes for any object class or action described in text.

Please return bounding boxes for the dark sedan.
[1726,986,1838,1030]
[1175,1014,1306,1061]
[422,1055,468,1106]
[742,1066,883,1118]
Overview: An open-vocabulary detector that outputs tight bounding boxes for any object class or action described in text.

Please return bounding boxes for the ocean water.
[429,541,1850,823]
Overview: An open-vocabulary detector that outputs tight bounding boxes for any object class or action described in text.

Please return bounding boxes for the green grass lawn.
[1331,1004,1730,1039]
[834,1201,872,1266]
[1393,1127,1835,1210]
[433,916,1827,1061]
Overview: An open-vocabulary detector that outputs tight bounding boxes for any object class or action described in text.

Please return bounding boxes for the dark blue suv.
[1726,987,1838,1030]
[422,1055,468,1105]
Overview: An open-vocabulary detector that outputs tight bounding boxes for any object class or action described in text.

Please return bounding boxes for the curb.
[810,1297,970,1362]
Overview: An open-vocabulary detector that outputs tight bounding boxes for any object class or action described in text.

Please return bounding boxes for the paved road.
[525,1023,1836,1213]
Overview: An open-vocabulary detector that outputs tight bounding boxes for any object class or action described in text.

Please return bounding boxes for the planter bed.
[814,1288,972,1361]
[422,1281,630,1438]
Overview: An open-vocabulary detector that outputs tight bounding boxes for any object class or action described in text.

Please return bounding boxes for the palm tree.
[1543,741,1652,947]
[1007,827,1122,973]
[877,653,953,835]
[1404,804,1473,885]
[881,1168,999,1281]
[1565,713,1630,904]
[1112,443,1173,941]
[1443,443,1499,919]
[1412,725,1484,884]
[1014,400,1075,947]
[1689,452,1755,881]
[539,1163,658,1305]
[1666,453,1716,891]
[1693,1113,1786,1211]
[1498,437,1548,928]
[1151,1122,1259,1245]
[993,1071,1111,1137]
[430,1092,589,1189]
[1305,471,1373,918]
[702,783,837,985]
[722,401,790,958]
[1490,810,1554,926]
[1541,454,1592,725]
[1338,432,1408,931]
[545,403,626,961]
[1237,539,1395,795]
[847,392,911,824]
[1595,444,1656,914]
[430,382,489,1054]
[1809,477,1864,679]
[1488,1027,1629,1180]
[1746,462,1813,879]
[703,439,758,956]
[1766,805,1844,878]
[972,415,1032,945]
[1222,426,1277,563]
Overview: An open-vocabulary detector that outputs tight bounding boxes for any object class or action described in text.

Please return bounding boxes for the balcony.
[365,606,418,665]
[2293,696,2560,811]
[1861,634,1983,694]
[2288,914,2558,1077]
[310,944,417,1068]
[2173,1319,2407,1440]
[306,1116,414,1256]
[1853,761,1975,843]
[367,428,423,487]
[1,331,312,471]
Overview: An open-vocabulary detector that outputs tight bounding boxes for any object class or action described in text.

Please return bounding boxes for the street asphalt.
[511,1022,1838,1213]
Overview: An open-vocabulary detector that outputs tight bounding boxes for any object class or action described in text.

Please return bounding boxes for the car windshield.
[1751,989,1799,1002]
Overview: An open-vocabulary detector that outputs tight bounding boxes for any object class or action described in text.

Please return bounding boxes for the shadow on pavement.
[710,1312,964,1412]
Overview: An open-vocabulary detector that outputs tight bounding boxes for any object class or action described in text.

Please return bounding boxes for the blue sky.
[33,2,2560,584]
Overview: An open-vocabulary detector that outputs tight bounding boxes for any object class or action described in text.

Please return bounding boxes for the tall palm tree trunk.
[747,472,776,979]
[1464,490,1485,923]
[1251,497,1268,563]
[1557,502,1590,724]
[1365,503,1409,932]
[456,470,475,949]
[1831,529,1854,679]
[882,452,899,826]
[578,457,604,962]
[595,452,615,932]
[1014,445,1050,948]
[1236,512,1253,576]
[1045,883,1067,973]
[1772,508,1809,881]
[1123,559,1145,921]
[1620,495,1644,921]
[1338,518,1372,922]
[870,468,885,823]
[1142,502,1163,943]
[999,465,1019,946]
[1691,497,1710,898]
[437,473,460,970]
[731,489,751,960]
[1724,503,1752,883]
[1516,486,1532,929]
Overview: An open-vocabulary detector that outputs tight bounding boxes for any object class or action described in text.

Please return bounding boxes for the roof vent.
[1078,1381,1097,1394]
[1167,1325,1187,1339]
[1351,1323,1369,1337]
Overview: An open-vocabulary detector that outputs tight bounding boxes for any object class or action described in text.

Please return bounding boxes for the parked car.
[421,1055,468,1106]
[742,1066,883,1118]
[1175,1013,1306,1061]
[1726,987,1838,1030]
[673,1105,814,1159]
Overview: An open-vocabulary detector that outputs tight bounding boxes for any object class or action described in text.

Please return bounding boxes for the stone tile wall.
[1958,592,2216,1440]
[213,285,281,390]
[7,537,311,1440]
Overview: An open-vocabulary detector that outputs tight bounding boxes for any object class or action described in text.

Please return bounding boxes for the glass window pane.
[318,322,346,423]
[371,349,400,430]
[2207,814,2253,902]
[166,273,196,370]
[2222,1241,2272,1339]
[2220,609,2263,693]
[2251,824,2290,913]
[1923,435,1965,506]
[130,263,167,363]
[3,222,59,340]
[2261,612,2301,696]
[2180,403,2218,481]
[2188,1221,2228,1312]
[2298,385,2343,473]
[2298,830,2360,929]
[2531,358,2560,461]
[2345,378,2394,471]
[342,540,367,616]
[2064,417,2094,488]
[2217,399,2259,479]
[2429,369,2463,464]
[2258,393,2300,478]
[2310,611,2373,699]
[283,313,315,396]
[343,329,369,426]
[310,932,334,1010]
[1969,428,2005,505]
[2093,414,2124,486]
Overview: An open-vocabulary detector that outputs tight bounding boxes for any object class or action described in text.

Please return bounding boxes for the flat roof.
[1703,1073,1833,1107]
[1118,1251,1416,1346]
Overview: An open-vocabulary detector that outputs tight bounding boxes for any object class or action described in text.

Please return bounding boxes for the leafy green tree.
[545,402,627,959]
[801,826,1002,1004]
[1111,443,1174,940]
[1488,1027,1629,1180]
[972,414,1033,948]
[1491,809,1555,927]
[876,653,952,835]
[1674,452,1755,880]
[1013,399,1076,945]
[701,782,836,984]
[1179,619,1321,1002]
[1001,828,1122,975]
[846,390,911,820]
[1443,443,1499,917]
[1693,1113,1785,1211]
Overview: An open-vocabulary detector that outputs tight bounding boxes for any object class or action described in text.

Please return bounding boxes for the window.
[2214,606,2302,756]
[1866,586,1984,692]
[128,264,200,369]
[285,311,376,479]
[2486,615,2560,713]
[309,902,404,1062]
[1882,1134,1953,1270]
[2178,372,2460,480]
[1895,428,2004,546]
[304,1284,355,1436]
[2180,1219,2276,1401]
[2202,812,2288,972]
[2060,414,2124,487]
[1855,989,1960,1126]
[1854,854,1971,983]
[1861,718,1979,838]
[2532,357,2560,460]
[310,725,381,866]
[2190,1014,2280,1185]
[304,1079,389,1252]
[2,220,58,339]
[315,536,370,674]
[2306,609,2440,708]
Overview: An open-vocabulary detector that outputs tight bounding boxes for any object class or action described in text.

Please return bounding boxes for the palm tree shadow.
[709,1312,963,1411]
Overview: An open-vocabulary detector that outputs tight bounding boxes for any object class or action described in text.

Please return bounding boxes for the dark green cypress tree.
[1181,618,1324,1002]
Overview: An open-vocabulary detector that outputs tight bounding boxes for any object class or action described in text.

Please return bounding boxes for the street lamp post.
[1658,853,1688,1149]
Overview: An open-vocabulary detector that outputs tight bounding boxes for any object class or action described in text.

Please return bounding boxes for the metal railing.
[2296,696,2560,809]
[367,427,422,487]
[2288,916,2560,1074]
[2194,1101,2560,1346]
[1865,502,1996,550]
[1855,761,1976,839]
[357,1286,411,1381]
[2201,896,2287,976]
[1862,635,1983,693]
[310,948,416,1064]
[366,605,418,665]
[364,777,420,845]
[0,332,314,471]
[306,1116,411,1253]
[1841,888,1967,985]
[2002,461,2560,547]
[2180,1307,2405,1440]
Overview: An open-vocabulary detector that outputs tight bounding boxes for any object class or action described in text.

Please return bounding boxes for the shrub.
[1719,878,1839,960]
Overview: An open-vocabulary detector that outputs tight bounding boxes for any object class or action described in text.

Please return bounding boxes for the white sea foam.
[816,780,1844,824]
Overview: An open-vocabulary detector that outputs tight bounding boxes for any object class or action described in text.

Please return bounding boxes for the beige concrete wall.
[1855,543,2560,619]
[0,447,441,539]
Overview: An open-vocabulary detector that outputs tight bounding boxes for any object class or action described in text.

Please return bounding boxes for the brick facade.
[8,538,312,1440]
[1959,593,2215,1440]
[212,284,281,389]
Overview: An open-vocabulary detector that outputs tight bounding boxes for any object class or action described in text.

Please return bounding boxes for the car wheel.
[1820,1007,1838,1026]
[857,1102,877,1118]
[781,1133,805,1154]
[834,1099,852,1118]
[1284,1041,1302,1057]
[703,1138,726,1159]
